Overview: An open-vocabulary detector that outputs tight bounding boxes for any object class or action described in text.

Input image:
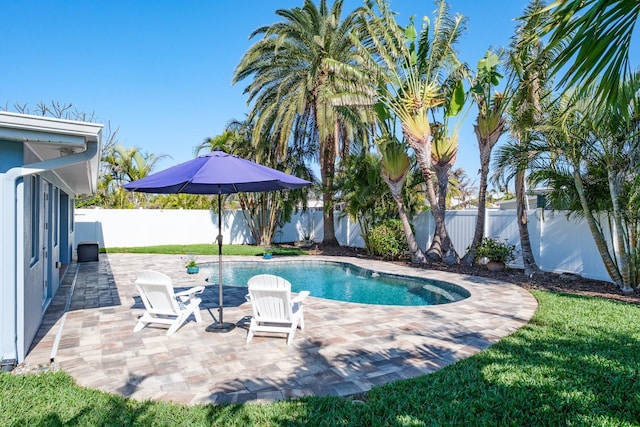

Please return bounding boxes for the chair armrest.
[245,293,251,303]
[175,285,205,300]
[292,290,310,303]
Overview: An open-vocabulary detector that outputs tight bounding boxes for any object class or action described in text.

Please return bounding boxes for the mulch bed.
[303,243,640,305]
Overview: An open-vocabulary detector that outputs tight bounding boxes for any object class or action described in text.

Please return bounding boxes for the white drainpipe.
[0,141,98,369]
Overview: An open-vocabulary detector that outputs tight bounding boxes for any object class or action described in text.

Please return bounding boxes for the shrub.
[475,237,517,263]
[367,219,409,259]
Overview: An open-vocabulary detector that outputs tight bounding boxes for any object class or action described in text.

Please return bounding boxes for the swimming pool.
[200,260,469,306]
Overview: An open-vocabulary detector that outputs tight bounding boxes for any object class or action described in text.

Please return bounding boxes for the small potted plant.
[182,253,199,274]
[301,231,314,248]
[475,237,516,271]
[263,246,273,259]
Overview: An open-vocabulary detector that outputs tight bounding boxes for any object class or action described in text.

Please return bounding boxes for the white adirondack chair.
[133,270,204,336]
[245,274,310,345]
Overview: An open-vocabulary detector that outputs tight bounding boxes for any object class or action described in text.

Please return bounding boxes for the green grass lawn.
[1,291,639,425]
[101,243,308,257]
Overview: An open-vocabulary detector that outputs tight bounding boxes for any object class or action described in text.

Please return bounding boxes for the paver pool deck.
[24,253,537,405]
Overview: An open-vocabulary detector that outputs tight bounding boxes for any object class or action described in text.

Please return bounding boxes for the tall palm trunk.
[320,134,338,246]
[432,162,459,264]
[463,151,489,265]
[462,124,503,265]
[607,169,632,290]
[382,175,426,264]
[406,128,457,263]
[573,170,631,292]
[515,169,538,275]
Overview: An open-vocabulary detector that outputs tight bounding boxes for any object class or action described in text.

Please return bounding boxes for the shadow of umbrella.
[123,149,311,332]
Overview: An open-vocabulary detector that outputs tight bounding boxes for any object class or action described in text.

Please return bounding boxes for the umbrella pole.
[206,192,235,333]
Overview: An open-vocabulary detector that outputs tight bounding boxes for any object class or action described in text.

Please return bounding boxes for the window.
[53,187,59,246]
[70,199,74,233]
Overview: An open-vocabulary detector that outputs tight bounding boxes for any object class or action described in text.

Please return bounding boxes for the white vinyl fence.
[75,207,610,283]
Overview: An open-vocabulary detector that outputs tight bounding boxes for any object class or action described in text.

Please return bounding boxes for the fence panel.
[444,210,478,256]
[273,209,323,243]
[538,211,610,281]
[75,207,613,283]
[412,212,433,251]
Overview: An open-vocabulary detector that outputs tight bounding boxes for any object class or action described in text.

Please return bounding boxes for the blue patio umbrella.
[124,150,311,332]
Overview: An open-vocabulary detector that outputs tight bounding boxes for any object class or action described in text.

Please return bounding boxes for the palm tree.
[461,51,508,265]
[199,119,314,246]
[105,144,168,208]
[429,78,465,264]
[376,106,427,263]
[334,149,392,253]
[431,123,458,208]
[448,168,476,209]
[521,74,640,293]
[193,132,234,156]
[498,0,556,275]
[233,0,376,246]
[541,0,640,104]
[355,0,466,264]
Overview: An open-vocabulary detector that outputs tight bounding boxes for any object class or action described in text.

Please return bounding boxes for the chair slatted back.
[247,274,293,323]
[135,270,181,316]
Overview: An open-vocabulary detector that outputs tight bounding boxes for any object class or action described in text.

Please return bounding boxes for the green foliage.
[542,0,640,106]
[475,237,516,263]
[181,253,198,268]
[334,152,398,251]
[233,0,376,245]
[472,50,502,96]
[367,219,409,259]
[447,79,466,117]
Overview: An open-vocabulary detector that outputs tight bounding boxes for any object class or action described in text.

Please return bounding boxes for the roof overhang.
[0,112,103,194]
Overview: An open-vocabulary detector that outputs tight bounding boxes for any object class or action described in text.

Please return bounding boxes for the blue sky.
[1,1,636,187]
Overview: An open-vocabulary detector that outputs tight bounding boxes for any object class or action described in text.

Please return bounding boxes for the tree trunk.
[574,170,630,292]
[427,164,459,265]
[515,169,539,276]
[607,168,632,290]
[382,175,426,264]
[462,161,488,266]
[320,134,338,246]
[407,129,457,264]
[462,122,504,266]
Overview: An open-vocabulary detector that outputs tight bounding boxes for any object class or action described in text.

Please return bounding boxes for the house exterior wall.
[20,175,41,360]
[0,140,23,171]
[19,174,71,359]
[0,112,101,369]
[0,139,24,369]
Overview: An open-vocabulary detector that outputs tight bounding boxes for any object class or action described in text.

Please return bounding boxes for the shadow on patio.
[23,253,537,405]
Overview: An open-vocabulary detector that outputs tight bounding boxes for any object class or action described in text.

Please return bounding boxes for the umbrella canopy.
[124,150,311,332]
[123,150,310,195]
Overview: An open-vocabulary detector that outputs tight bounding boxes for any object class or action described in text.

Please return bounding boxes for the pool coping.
[23,253,538,405]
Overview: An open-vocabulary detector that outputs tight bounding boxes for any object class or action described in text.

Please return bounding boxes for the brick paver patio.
[23,253,537,405]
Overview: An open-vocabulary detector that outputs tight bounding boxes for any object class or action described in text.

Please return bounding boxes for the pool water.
[200,260,469,306]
